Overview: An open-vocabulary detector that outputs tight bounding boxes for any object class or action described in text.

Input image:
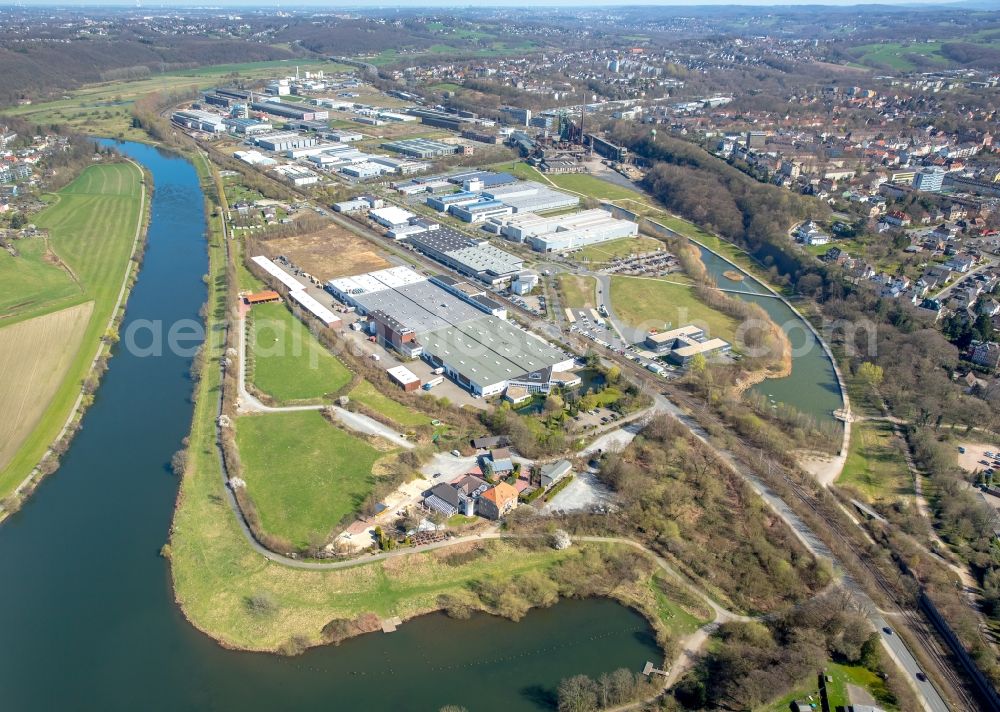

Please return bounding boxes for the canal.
[0,141,660,710]
[697,246,843,428]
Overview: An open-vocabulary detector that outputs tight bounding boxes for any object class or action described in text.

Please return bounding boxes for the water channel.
[0,141,660,710]
[697,246,843,427]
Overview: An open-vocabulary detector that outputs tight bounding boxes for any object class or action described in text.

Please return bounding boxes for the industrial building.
[225,118,273,135]
[406,108,471,131]
[327,267,571,396]
[643,325,730,365]
[254,132,317,152]
[492,208,638,252]
[406,227,523,285]
[387,365,421,391]
[382,138,459,159]
[250,100,329,122]
[449,199,513,224]
[171,110,226,133]
[485,182,579,214]
[586,134,628,162]
[272,164,320,187]
[369,206,416,229]
[430,275,508,318]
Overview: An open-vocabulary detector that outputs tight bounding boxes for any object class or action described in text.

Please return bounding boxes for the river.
[697,246,843,428]
[0,141,659,710]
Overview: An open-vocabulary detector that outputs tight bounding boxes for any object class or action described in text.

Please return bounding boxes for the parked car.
[450,450,461,457]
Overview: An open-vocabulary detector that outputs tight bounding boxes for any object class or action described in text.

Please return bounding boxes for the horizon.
[0,0,984,9]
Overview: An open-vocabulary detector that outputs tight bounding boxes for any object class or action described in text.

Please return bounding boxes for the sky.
[2,0,978,7]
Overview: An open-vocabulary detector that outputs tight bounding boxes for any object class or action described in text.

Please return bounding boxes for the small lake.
[0,140,661,710]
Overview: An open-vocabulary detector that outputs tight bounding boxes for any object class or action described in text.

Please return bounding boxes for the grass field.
[574,236,665,263]
[0,301,93,471]
[610,275,738,342]
[760,661,896,712]
[547,173,646,202]
[236,410,385,548]
[838,420,912,502]
[249,302,352,404]
[557,274,596,309]
[0,162,143,499]
[348,380,431,428]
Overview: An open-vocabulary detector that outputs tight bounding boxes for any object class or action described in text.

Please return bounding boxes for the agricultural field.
[260,225,390,282]
[610,275,739,343]
[348,380,431,428]
[851,41,948,71]
[0,162,143,499]
[557,274,597,309]
[249,301,352,404]
[0,301,93,472]
[838,420,912,503]
[0,238,80,326]
[236,410,387,549]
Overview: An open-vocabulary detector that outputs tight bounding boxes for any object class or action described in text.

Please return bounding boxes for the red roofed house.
[478,482,519,520]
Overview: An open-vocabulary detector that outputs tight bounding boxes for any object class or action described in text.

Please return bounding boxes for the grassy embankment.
[248,301,352,405]
[0,162,144,499]
[347,380,432,428]
[171,151,711,654]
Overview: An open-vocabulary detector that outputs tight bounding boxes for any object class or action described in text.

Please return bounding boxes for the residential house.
[478,482,519,520]
[483,448,515,478]
[883,210,912,228]
[970,341,1000,371]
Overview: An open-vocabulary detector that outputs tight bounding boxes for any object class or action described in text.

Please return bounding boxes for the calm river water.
[697,246,843,427]
[0,141,659,711]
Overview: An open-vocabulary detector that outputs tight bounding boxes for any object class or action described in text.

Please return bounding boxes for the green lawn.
[610,275,739,343]
[547,173,645,202]
[237,410,385,548]
[249,301,352,404]
[759,661,897,712]
[557,274,596,309]
[574,236,665,263]
[0,162,143,498]
[348,380,431,428]
[838,420,912,502]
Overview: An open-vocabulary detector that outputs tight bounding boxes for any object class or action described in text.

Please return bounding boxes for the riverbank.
[0,159,150,518]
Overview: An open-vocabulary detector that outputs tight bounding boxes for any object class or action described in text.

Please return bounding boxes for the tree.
[858,361,884,389]
[606,365,621,384]
[557,675,598,712]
